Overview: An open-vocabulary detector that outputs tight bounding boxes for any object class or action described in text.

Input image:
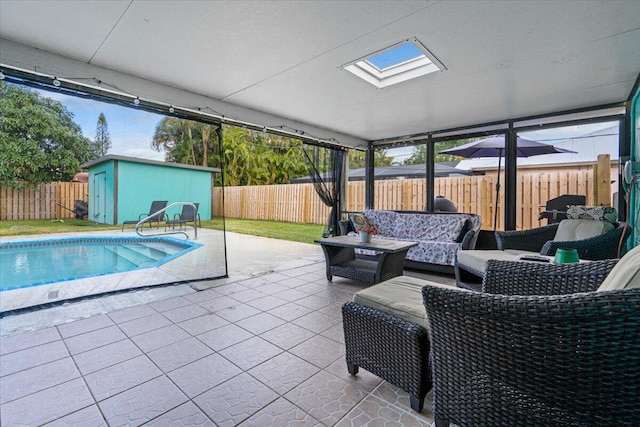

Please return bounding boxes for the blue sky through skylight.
[366,42,424,70]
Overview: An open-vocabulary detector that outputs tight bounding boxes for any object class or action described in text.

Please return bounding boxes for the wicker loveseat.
[341,210,481,274]
[423,245,640,427]
[455,206,631,290]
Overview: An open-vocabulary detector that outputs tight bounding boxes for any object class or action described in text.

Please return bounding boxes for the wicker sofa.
[340,210,481,274]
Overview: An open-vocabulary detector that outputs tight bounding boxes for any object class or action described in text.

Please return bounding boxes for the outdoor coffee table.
[315,236,417,284]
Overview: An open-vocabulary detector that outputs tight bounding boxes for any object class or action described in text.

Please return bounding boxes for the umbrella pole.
[493,154,502,232]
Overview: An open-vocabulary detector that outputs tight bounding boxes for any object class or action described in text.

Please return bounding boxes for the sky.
[30,85,616,165]
[33,87,166,161]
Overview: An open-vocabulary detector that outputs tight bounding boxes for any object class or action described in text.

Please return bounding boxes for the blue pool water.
[0,236,201,291]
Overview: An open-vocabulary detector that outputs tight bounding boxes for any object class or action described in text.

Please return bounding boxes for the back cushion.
[597,244,640,291]
[554,219,614,241]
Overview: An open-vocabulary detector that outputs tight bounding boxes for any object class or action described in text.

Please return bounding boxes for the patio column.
[425,135,435,211]
[365,144,375,209]
[505,128,517,230]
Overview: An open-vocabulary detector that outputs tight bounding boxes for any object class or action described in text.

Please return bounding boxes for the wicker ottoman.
[342,276,436,412]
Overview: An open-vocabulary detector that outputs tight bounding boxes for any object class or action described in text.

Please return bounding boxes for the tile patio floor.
[0,235,454,426]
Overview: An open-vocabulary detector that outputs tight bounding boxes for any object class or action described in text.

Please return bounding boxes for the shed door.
[93,172,107,224]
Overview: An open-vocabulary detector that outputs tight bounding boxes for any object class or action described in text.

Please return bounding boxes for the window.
[343,38,445,88]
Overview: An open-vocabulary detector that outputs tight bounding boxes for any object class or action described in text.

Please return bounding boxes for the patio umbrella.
[440,136,576,231]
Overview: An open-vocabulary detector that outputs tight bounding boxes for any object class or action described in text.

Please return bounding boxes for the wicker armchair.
[422,259,640,427]
[496,222,630,260]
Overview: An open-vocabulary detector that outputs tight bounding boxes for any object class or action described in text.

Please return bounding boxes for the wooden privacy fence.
[213,168,598,231]
[2,166,602,230]
[0,182,88,220]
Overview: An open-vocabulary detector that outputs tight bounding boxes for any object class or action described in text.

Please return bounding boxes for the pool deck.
[0,232,454,426]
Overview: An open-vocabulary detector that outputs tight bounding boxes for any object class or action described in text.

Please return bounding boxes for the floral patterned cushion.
[566,206,617,223]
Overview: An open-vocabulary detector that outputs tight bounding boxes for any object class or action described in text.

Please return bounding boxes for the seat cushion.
[554,219,614,242]
[353,276,446,329]
[597,244,640,291]
[456,249,532,274]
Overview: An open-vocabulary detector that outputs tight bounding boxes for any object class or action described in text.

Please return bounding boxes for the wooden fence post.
[593,154,611,206]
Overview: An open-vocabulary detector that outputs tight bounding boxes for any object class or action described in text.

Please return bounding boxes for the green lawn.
[0,218,326,245]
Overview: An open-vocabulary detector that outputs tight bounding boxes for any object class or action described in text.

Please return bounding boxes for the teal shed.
[81,155,220,225]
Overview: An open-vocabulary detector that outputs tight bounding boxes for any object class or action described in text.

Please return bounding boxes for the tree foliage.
[348,149,393,169]
[0,82,92,188]
[150,118,310,186]
[403,139,475,164]
[91,112,111,157]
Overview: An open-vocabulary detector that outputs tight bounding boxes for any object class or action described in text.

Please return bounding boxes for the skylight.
[343,38,445,88]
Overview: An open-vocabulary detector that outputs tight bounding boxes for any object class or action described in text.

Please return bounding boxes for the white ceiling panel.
[1,0,638,145]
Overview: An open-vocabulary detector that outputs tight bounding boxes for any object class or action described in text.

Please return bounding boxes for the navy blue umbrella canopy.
[439,136,576,158]
[440,136,576,230]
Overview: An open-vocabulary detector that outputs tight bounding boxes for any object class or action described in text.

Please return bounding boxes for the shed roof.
[81,155,221,173]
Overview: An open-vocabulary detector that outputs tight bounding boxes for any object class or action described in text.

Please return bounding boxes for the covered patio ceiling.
[1,1,639,148]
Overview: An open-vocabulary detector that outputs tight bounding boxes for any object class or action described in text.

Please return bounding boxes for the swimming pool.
[0,236,202,291]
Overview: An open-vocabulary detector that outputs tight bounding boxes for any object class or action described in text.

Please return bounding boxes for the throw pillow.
[349,212,370,231]
[566,206,617,223]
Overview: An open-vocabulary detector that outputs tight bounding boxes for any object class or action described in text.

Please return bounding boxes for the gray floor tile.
[144,401,215,427]
[238,397,322,427]
[147,336,213,373]
[196,323,253,351]
[251,282,290,295]
[289,335,344,369]
[274,288,309,302]
[260,323,316,350]
[84,355,163,401]
[57,315,114,338]
[269,302,314,322]
[218,336,283,371]
[73,339,142,375]
[333,394,433,427]
[248,352,320,394]
[0,340,69,377]
[99,376,188,427]
[162,303,210,323]
[193,372,279,427]
[0,377,95,426]
[64,325,127,355]
[320,323,345,344]
[108,304,158,324]
[229,288,268,303]
[0,357,80,405]
[197,295,238,312]
[284,370,368,427]
[292,311,341,334]
[177,313,229,336]
[216,303,261,322]
[148,295,193,312]
[295,294,332,310]
[131,324,191,353]
[182,288,222,304]
[118,312,173,337]
[168,353,242,398]
[246,294,289,311]
[235,312,286,335]
[0,327,60,355]
[42,404,107,426]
